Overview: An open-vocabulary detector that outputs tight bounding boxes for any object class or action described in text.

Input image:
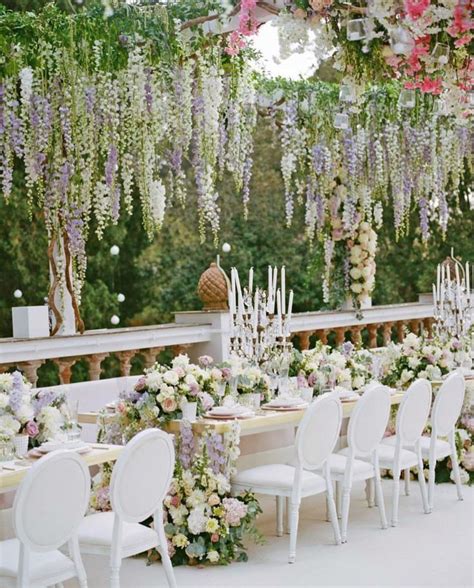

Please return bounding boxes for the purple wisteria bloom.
[9,371,24,413]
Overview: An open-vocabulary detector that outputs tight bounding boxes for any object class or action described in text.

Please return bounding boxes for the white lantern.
[13,289,23,299]
[222,243,231,253]
[432,43,450,65]
[347,19,367,41]
[110,315,120,325]
[110,245,120,256]
[334,112,350,130]
[117,293,125,303]
[398,89,416,109]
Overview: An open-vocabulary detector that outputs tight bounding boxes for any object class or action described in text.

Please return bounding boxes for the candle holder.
[433,253,472,341]
[229,266,294,368]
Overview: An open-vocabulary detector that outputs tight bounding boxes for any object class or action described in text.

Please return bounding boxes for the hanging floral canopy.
[0,1,472,325]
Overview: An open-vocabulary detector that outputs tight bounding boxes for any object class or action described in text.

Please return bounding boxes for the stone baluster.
[54,357,78,384]
[382,322,393,346]
[409,319,420,336]
[0,364,13,374]
[18,360,44,387]
[117,350,136,377]
[423,317,434,338]
[143,347,164,369]
[396,321,406,342]
[296,332,312,351]
[351,325,363,347]
[367,324,379,348]
[316,329,328,345]
[335,328,345,346]
[173,344,192,357]
[87,353,109,381]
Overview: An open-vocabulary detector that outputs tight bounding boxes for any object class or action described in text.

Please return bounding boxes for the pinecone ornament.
[198,262,229,310]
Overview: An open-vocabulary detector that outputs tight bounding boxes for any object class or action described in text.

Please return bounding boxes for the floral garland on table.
[380,332,472,389]
[0,371,70,445]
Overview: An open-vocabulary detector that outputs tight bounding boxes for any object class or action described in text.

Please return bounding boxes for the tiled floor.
[67,479,473,588]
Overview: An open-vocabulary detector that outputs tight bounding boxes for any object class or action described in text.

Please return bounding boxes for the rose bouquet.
[380,333,470,389]
[236,365,271,403]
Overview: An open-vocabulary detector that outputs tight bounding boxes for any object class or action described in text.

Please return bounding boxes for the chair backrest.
[295,393,342,470]
[13,450,90,552]
[110,428,175,523]
[347,385,391,456]
[431,371,465,437]
[396,378,432,446]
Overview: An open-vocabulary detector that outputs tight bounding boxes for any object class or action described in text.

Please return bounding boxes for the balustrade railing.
[0,296,441,386]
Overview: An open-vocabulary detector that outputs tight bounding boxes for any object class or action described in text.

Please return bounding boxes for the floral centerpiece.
[114,355,222,438]
[380,333,471,389]
[294,341,373,393]
[0,371,70,447]
[236,365,271,403]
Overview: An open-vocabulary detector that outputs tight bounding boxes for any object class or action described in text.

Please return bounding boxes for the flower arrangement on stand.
[160,421,262,566]
[347,222,377,310]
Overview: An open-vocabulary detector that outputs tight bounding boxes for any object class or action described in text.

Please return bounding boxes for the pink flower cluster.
[222,497,248,526]
[225,0,258,56]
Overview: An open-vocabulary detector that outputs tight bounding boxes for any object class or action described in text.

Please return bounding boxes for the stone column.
[87,353,109,381]
[297,332,312,351]
[54,357,78,384]
[396,321,406,342]
[382,322,393,346]
[351,325,363,347]
[143,347,164,369]
[367,324,379,348]
[118,350,136,377]
[335,328,345,346]
[173,344,193,357]
[18,360,44,387]
[316,329,328,345]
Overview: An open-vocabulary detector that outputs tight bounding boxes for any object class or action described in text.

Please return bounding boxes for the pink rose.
[170,495,180,508]
[174,367,185,378]
[211,533,219,543]
[162,397,177,413]
[135,376,146,391]
[25,420,39,437]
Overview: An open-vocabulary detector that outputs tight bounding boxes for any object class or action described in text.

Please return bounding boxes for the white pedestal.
[12,306,50,338]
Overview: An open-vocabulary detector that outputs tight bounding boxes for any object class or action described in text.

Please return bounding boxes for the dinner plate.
[204,411,255,420]
[38,441,90,454]
[261,403,307,412]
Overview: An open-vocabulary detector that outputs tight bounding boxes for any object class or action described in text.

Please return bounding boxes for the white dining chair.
[360,378,432,526]
[384,371,465,512]
[0,450,90,588]
[329,384,391,542]
[77,428,176,588]
[231,393,343,564]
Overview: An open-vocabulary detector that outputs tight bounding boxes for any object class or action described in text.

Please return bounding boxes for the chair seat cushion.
[339,444,418,469]
[78,512,158,555]
[0,538,75,586]
[329,453,375,478]
[381,435,451,459]
[231,464,326,496]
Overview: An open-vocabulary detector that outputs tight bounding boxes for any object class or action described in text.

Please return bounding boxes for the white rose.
[0,374,13,394]
[350,268,362,280]
[400,369,414,384]
[353,375,365,389]
[358,232,369,245]
[207,551,220,563]
[146,372,162,392]
[359,221,370,232]
[172,354,190,368]
[350,245,362,258]
[184,374,197,386]
[351,283,363,294]
[408,357,421,370]
[163,370,179,386]
[362,266,372,279]
[0,414,21,437]
[0,393,9,409]
[16,403,34,423]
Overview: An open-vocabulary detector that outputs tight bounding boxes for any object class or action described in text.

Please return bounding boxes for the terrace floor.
[66,479,474,588]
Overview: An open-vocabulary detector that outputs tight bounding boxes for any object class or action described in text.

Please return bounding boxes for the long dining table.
[0,443,123,494]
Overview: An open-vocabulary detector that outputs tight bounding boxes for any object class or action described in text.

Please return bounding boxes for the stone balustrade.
[0,297,438,386]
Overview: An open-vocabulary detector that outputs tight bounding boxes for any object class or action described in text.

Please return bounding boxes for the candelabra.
[432,254,472,341]
[228,266,293,368]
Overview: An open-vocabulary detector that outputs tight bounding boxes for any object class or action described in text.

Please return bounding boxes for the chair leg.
[336,480,342,519]
[404,469,410,496]
[450,439,464,502]
[391,468,401,527]
[69,536,88,588]
[340,482,352,544]
[428,457,436,512]
[365,478,375,508]
[285,496,290,534]
[155,517,177,588]
[110,566,120,588]
[417,450,430,515]
[276,495,284,537]
[288,499,301,564]
[373,471,388,530]
[326,481,342,546]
